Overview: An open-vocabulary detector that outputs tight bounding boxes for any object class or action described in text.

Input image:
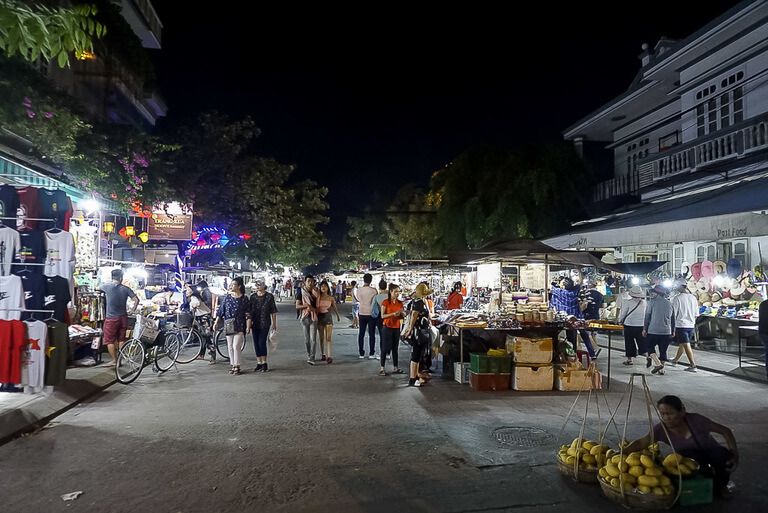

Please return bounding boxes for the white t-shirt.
[672,292,699,329]
[22,319,47,393]
[44,230,76,281]
[0,225,20,276]
[618,293,646,327]
[354,285,378,316]
[0,274,25,320]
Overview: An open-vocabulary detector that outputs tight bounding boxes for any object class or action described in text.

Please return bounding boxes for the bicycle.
[170,312,229,364]
[115,315,181,384]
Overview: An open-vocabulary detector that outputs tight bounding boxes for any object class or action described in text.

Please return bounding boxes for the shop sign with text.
[148,212,193,240]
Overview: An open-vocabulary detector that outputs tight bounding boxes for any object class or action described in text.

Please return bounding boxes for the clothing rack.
[10,262,48,266]
[0,308,54,313]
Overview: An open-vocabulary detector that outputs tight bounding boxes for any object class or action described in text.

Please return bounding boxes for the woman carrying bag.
[403,283,434,387]
[215,277,250,375]
[618,285,647,366]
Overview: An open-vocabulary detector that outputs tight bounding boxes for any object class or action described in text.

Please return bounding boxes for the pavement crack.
[476,461,554,471]
[454,502,563,512]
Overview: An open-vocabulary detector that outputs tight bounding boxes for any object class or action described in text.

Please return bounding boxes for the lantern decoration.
[138,231,150,243]
[118,227,127,239]
[103,221,115,234]
[125,225,136,237]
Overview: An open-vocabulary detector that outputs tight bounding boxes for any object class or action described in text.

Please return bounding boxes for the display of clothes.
[0,274,24,320]
[76,292,105,323]
[72,222,98,270]
[17,270,46,320]
[0,224,20,276]
[0,318,68,390]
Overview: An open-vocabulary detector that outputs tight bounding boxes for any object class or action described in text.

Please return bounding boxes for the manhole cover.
[492,427,553,447]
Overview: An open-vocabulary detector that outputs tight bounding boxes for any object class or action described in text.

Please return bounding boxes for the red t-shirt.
[381,299,403,329]
[0,320,26,383]
[446,291,464,310]
[16,187,40,231]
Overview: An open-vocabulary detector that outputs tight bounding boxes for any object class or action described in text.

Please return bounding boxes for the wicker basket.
[599,477,676,510]
[556,458,598,484]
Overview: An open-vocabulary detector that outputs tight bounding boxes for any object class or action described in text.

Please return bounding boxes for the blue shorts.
[352,303,360,316]
[675,327,694,345]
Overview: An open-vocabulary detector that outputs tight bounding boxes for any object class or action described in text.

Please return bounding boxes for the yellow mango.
[652,487,666,496]
[662,485,675,495]
[595,454,606,466]
[566,447,578,457]
[598,467,608,479]
[637,475,659,487]
[582,454,596,465]
[590,444,605,456]
[620,472,637,485]
[605,463,621,478]
[644,466,663,477]
[571,438,582,449]
[637,485,652,494]
[664,463,681,476]
[629,465,645,478]
[582,440,596,451]
[565,456,576,465]
[658,475,672,487]
[605,449,617,459]
[617,461,630,473]
[622,482,634,493]
[611,455,623,465]
[610,477,620,489]
[626,454,642,467]
[640,455,656,468]
[663,453,684,467]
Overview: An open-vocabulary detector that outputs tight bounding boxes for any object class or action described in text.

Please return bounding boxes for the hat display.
[713,260,727,275]
[701,260,715,279]
[412,283,434,298]
[691,262,703,281]
[628,286,645,298]
[695,280,709,293]
[680,261,691,279]
[730,283,746,297]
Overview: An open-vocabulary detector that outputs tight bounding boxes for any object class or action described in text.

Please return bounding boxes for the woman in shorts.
[316,281,340,364]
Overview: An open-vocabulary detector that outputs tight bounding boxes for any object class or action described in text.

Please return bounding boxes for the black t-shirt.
[38,189,69,230]
[44,275,71,322]
[250,292,278,330]
[18,271,46,320]
[16,230,45,272]
[0,185,19,220]
[411,298,431,329]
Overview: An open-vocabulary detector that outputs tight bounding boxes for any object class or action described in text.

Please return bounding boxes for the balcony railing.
[591,112,768,203]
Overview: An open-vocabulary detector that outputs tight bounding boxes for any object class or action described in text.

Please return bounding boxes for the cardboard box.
[556,367,598,391]
[512,364,554,391]
[508,335,553,364]
[469,372,511,391]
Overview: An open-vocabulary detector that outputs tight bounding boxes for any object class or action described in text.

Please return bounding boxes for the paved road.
[1,303,765,512]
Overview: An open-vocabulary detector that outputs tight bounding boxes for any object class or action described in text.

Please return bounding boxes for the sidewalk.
[0,364,116,443]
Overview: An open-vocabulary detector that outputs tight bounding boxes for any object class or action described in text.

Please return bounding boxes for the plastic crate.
[469,353,513,374]
[469,372,511,391]
[679,476,713,506]
[454,362,470,384]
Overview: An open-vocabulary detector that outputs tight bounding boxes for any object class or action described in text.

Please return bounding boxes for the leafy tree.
[0,1,105,67]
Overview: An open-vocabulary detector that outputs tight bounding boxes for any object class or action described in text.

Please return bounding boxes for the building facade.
[547,0,768,277]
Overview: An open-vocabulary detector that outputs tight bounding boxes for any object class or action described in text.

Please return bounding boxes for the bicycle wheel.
[116,339,146,384]
[174,328,204,364]
[214,329,230,361]
[155,334,180,372]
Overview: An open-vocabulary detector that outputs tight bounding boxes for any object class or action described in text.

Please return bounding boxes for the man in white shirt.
[670,282,699,372]
[354,273,379,359]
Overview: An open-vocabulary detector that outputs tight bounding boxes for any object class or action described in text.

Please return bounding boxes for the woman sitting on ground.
[624,395,739,498]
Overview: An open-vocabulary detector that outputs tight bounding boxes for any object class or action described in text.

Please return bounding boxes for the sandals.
[622,360,633,366]
[232,365,241,376]
[392,368,404,374]
[326,357,333,364]
[379,369,387,376]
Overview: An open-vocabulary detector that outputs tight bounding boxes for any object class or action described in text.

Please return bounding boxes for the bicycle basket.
[176,311,194,328]
[137,316,161,345]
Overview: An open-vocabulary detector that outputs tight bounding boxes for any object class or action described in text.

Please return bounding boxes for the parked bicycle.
[116,315,181,384]
[170,312,229,364]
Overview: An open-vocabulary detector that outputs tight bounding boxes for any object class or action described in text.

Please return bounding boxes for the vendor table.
[447,324,563,365]
[585,328,622,390]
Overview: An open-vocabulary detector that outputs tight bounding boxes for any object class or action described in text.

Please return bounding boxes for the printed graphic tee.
[0,274,24,320]
[0,225,21,276]
[21,319,47,393]
[38,189,70,230]
[0,185,19,221]
[44,275,71,322]
[44,320,68,386]
[16,186,40,231]
[18,271,46,320]
[17,230,45,270]
[44,230,76,282]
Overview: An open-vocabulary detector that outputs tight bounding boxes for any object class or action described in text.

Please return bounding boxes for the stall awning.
[544,172,768,249]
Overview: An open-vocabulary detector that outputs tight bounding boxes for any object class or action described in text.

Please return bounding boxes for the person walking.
[296,275,322,365]
[643,284,675,375]
[354,273,378,359]
[371,278,388,352]
[215,277,250,375]
[379,283,404,376]
[183,282,215,363]
[670,283,699,372]
[316,280,340,364]
[248,280,278,372]
[618,285,646,365]
[99,269,138,368]
[335,280,343,303]
[349,280,360,329]
[404,283,433,387]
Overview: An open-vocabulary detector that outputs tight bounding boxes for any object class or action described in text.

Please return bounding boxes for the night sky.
[151,1,741,242]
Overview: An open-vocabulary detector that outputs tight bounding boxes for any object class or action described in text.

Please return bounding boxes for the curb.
[0,367,117,445]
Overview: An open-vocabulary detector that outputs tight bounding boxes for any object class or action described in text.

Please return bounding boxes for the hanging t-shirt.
[63,197,73,231]
[0,185,19,220]
[44,275,71,323]
[38,189,70,231]
[17,230,45,270]
[0,319,26,384]
[0,225,21,276]
[0,274,25,320]
[44,320,68,386]
[43,230,76,282]
[21,319,47,393]
[18,271,46,321]
[16,186,40,231]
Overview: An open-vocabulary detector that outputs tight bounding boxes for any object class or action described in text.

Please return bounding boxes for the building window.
[697,104,705,137]
[658,249,672,275]
[695,72,746,137]
[696,244,716,262]
[673,244,684,275]
[732,240,748,269]
[659,131,679,151]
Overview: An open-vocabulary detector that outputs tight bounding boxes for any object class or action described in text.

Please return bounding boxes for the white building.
[546,0,768,277]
